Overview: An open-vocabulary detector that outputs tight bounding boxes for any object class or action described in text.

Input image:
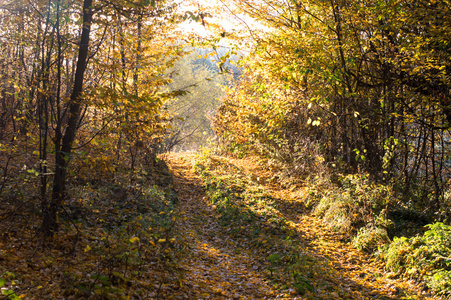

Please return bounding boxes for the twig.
[0,155,11,194]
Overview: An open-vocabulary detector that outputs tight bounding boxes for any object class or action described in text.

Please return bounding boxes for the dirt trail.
[165,152,432,300]
[166,153,282,299]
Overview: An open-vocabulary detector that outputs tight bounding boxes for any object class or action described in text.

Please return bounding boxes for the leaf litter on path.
[164,152,434,300]
[166,152,282,299]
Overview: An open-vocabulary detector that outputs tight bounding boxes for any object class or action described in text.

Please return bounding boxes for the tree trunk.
[42,0,94,237]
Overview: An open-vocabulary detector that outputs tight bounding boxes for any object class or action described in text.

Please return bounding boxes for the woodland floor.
[0,152,436,299]
[164,152,434,300]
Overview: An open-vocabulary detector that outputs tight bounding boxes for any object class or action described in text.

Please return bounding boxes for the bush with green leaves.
[379,222,451,297]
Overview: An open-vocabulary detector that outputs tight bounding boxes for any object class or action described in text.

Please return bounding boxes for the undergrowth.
[310,173,392,239]
[0,160,182,299]
[302,168,450,297]
[379,222,451,298]
[215,139,449,297]
[62,181,181,299]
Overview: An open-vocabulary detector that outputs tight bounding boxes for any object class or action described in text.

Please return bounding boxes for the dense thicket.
[215,0,451,217]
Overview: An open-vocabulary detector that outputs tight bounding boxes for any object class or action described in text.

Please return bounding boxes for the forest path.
[165,152,431,300]
[165,152,281,299]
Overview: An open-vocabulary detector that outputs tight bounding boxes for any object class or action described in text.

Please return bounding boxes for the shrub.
[379,222,451,297]
[313,173,392,235]
[352,223,390,253]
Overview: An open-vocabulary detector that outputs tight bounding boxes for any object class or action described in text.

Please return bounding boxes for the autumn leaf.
[129,237,140,243]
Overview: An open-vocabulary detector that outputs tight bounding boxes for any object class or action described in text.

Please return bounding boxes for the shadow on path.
[164,153,429,300]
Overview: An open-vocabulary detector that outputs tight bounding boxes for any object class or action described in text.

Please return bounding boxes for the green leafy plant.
[0,272,20,300]
[379,222,451,297]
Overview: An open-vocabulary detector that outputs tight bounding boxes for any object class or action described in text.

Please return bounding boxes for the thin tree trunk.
[43,0,94,236]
